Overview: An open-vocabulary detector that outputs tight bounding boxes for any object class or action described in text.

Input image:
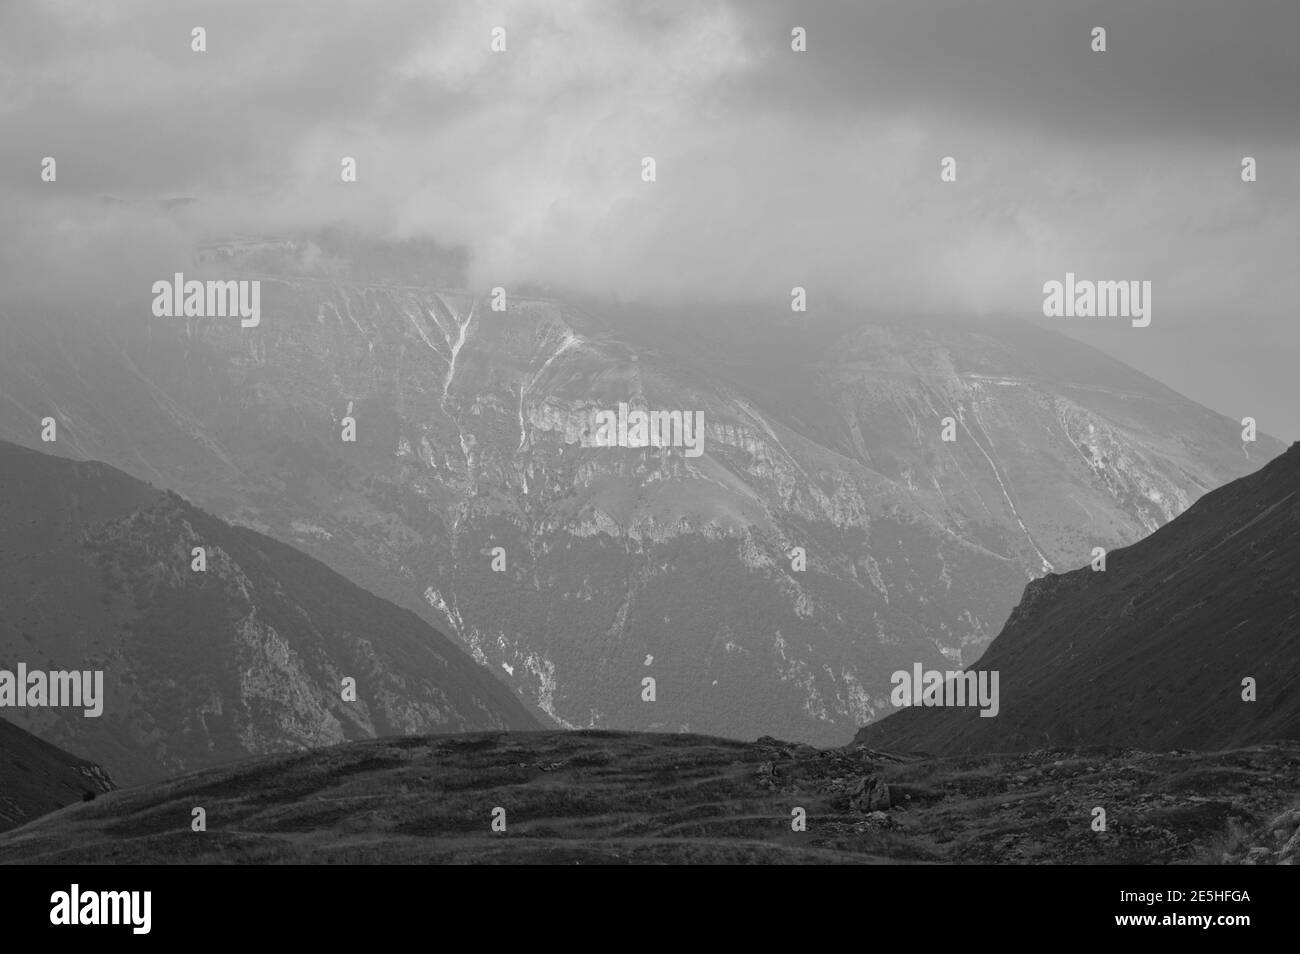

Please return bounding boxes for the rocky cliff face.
[0,238,1282,745]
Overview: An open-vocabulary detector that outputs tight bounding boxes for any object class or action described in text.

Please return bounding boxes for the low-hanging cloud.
[1,0,1297,329]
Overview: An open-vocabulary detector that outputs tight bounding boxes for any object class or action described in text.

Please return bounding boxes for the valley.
[0,236,1282,745]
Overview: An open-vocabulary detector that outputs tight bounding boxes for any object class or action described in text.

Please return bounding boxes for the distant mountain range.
[0,440,538,786]
[856,441,1300,754]
[0,234,1284,745]
[0,717,113,834]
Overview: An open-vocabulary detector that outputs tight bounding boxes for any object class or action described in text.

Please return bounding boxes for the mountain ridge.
[855,440,1300,754]
[0,439,539,786]
[0,235,1284,744]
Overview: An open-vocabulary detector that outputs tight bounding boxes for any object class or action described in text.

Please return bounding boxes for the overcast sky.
[1,0,1296,437]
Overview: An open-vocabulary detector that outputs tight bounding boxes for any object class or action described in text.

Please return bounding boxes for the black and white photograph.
[0,0,1295,934]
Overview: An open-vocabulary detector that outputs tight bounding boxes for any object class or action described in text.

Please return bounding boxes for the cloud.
[0,0,1296,328]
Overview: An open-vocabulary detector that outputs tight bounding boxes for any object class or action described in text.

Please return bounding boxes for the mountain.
[855,441,1300,754]
[1,729,1297,864]
[0,717,114,834]
[0,440,538,786]
[0,234,1284,745]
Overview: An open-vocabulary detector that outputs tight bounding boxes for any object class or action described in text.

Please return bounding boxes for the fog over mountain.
[1,0,1297,435]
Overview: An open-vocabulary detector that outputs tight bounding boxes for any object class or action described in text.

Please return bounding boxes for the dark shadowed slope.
[0,440,538,787]
[0,730,1297,864]
[0,718,113,833]
[856,442,1300,755]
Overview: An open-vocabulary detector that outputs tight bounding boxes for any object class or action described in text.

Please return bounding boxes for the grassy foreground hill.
[1,729,1297,864]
